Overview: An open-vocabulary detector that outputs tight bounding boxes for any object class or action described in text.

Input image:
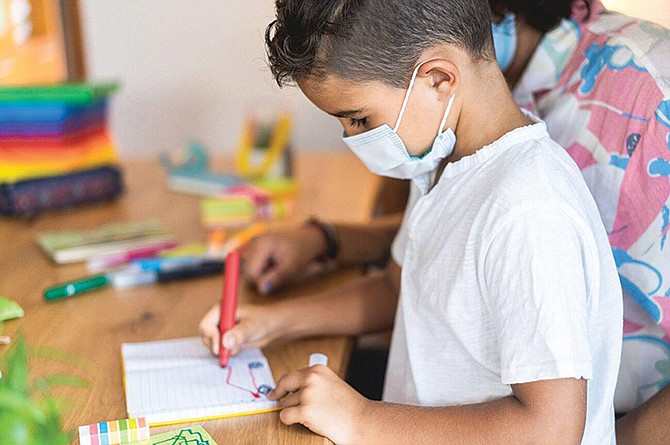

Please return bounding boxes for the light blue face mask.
[492,12,517,72]
[342,59,457,180]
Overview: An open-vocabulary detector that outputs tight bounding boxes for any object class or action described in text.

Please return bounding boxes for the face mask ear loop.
[437,91,457,136]
[393,60,430,133]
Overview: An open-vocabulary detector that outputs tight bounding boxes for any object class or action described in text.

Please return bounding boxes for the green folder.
[0,82,120,104]
[151,426,218,445]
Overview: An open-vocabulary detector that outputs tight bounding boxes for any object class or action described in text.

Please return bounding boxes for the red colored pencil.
[219,250,241,368]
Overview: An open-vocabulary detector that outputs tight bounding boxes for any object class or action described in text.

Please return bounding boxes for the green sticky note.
[0,296,23,322]
[151,426,217,445]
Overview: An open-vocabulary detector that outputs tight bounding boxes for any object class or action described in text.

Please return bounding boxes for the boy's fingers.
[279,406,304,426]
[201,305,262,358]
[279,390,303,408]
[200,305,220,326]
[221,332,238,356]
[198,317,217,335]
[270,371,305,400]
[222,320,254,356]
[235,305,248,320]
[199,325,220,355]
[199,305,222,356]
[211,334,220,355]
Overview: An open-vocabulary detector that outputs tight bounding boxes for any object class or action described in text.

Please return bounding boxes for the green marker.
[43,275,110,301]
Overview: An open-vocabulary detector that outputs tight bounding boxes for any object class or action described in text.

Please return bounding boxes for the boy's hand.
[198,303,285,356]
[269,365,369,445]
[243,226,327,295]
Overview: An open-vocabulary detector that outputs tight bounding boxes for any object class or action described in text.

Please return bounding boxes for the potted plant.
[0,335,90,444]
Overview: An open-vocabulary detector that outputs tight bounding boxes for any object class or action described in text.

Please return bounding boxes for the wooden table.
[0,151,380,444]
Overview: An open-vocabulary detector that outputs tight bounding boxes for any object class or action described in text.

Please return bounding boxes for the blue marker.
[110,260,225,289]
[132,256,202,272]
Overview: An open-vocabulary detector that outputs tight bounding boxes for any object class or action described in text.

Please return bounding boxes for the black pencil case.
[0,166,124,219]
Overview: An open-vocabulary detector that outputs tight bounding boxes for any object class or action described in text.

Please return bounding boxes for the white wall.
[79,1,344,158]
[602,0,670,28]
[81,1,670,159]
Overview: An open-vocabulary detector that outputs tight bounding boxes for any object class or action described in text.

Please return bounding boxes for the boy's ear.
[418,59,459,100]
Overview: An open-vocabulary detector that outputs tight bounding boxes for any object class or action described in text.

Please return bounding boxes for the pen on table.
[86,240,179,272]
[44,260,226,299]
[43,274,111,301]
[132,255,203,272]
[110,260,225,288]
[219,250,241,368]
[158,260,224,281]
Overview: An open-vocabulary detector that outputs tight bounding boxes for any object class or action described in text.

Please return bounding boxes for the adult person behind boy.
[489,1,670,435]
[230,1,670,438]
[202,0,623,443]
[489,2,670,441]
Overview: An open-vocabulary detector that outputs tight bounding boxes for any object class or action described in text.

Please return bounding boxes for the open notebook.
[121,337,280,426]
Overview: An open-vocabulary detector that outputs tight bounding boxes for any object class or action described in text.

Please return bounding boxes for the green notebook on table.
[151,426,218,445]
[37,220,174,264]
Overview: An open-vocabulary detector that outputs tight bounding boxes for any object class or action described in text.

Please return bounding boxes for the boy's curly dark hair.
[265,0,496,89]
[488,0,580,33]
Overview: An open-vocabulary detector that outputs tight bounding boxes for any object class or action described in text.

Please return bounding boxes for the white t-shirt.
[384,118,622,444]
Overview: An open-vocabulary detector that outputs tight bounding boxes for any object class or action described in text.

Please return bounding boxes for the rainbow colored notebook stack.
[0,83,124,218]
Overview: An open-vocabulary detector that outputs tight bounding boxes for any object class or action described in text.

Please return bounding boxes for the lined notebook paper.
[121,337,279,426]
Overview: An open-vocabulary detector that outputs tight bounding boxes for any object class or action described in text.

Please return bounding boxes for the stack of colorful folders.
[0,83,124,218]
[163,142,298,229]
[201,179,298,229]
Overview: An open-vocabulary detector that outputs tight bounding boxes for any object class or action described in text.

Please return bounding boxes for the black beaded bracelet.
[306,217,340,262]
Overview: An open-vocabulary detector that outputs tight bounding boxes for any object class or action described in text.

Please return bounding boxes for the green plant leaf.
[40,397,71,438]
[1,335,30,396]
[0,332,86,444]
[33,374,91,393]
[36,395,78,422]
[0,391,46,424]
[31,411,72,445]
[35,394,82,414]
[0,413,32,445]
[28,346,95,372]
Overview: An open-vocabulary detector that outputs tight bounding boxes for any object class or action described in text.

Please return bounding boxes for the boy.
[200,0,622,443]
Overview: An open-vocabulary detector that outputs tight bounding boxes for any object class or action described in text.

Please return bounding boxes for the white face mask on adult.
[342,59,457,180]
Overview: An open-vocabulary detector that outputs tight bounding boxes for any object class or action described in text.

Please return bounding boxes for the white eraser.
[309,353,328,367]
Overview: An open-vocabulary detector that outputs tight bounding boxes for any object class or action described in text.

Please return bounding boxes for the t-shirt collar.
[412,110,549,195]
